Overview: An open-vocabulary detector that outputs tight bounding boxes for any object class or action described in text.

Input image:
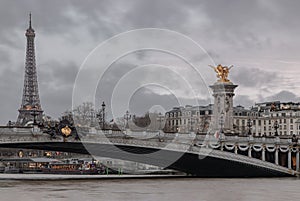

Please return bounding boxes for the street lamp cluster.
[96,101,106,130]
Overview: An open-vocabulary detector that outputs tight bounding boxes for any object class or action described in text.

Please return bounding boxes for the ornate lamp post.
[101,102,106,129]
[89,108,96,127]
[96,101,106,130]
[274,120,279,136]
[247,118,252,136]
[124,110,131,129]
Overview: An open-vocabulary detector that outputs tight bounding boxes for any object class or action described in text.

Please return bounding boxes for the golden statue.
[61,125,72,137]
[209,64,233,83]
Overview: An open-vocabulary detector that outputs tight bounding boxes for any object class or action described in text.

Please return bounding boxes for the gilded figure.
[209,64,233,82]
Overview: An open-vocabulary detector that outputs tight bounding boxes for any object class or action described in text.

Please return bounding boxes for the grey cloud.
[264,90,300,103]
[38,61,78,119]
[41,86,73,120]
[0,67,23,124]
[230,67,280,88]
[0,49,11,66]
[0,0,300,124]
[124,0,189,29]
[234,95,255,108]
[39,61,78,89]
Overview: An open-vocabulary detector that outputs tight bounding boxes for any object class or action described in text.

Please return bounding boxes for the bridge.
[0,127,299,177]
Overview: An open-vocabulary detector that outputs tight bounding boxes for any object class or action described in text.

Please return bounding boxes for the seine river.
[0,177,299,201]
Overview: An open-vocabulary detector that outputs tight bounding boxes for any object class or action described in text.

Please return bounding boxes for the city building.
[164,105,212,133]
[165,101,300,137]
[247,101,300,136]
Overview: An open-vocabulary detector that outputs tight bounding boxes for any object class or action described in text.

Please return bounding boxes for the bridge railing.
[0,127,298,145]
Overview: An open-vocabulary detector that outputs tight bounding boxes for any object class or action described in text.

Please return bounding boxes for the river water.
[0,177,299,201]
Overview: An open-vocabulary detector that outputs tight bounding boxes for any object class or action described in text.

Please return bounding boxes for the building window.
[290,119,293,123]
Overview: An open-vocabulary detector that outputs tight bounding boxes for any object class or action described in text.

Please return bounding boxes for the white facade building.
[165,101,300,136]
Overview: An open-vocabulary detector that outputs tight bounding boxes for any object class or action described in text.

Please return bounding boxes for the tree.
[132,112,151,128]
[62,102,97,127]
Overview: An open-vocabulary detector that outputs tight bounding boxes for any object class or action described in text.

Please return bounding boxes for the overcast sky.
[0,0,300,124]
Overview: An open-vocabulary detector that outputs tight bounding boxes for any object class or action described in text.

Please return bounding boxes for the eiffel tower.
[17,13,43,126]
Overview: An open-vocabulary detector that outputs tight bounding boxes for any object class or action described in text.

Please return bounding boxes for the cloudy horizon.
[0,0,300,124]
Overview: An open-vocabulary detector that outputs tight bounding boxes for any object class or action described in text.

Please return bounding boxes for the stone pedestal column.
[210,82,238,133]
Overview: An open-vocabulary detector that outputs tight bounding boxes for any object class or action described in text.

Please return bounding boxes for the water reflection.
[0,177,299,201]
